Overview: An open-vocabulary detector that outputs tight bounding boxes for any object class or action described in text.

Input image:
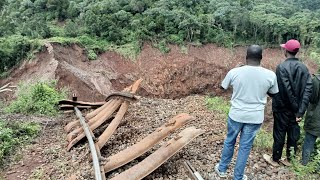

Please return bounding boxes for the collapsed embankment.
[1,43,318,101]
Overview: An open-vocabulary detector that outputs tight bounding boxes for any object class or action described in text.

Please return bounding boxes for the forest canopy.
[1,0,320,73]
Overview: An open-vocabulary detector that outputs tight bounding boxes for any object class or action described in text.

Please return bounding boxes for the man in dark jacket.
[302,74,320,165]
[264,39,313,166]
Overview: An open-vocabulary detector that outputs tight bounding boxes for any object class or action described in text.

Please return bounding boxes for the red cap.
[280,39,301,52]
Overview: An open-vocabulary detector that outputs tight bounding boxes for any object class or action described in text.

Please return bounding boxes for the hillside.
[1,0,320,76]
[1,42,317,102]
[1,1,320,180]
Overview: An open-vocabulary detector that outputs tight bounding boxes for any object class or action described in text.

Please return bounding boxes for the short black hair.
[287,50,298,56]
[246,45,262,61]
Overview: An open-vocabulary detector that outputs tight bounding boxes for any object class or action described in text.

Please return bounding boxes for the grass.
[253,129,273,151]
[29,168,45,180]
[290,141,320,179]
[205,96,230,118]
[0,120,40,166]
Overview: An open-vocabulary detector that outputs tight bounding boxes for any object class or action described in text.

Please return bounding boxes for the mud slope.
[1,43,318,101]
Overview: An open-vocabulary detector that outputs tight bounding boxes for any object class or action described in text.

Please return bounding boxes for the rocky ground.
[0,95,297,180]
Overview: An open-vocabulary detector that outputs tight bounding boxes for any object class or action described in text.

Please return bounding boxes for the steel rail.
[74,107,103,180]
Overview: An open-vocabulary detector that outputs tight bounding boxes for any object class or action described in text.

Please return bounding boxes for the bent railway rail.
[59,78,204,180]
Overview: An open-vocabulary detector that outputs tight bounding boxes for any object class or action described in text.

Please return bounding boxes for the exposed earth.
[0,43,318,180]
[1,42,318,102]
[1,96,296,180]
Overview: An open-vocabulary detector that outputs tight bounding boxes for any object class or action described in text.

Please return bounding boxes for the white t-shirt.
[221,65,279,124]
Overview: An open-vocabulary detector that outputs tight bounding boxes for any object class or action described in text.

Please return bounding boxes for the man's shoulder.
[227,66,242,74]
[258,67,276,77]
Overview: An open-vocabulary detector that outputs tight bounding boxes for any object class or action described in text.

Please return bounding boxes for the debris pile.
[59,79,204,179]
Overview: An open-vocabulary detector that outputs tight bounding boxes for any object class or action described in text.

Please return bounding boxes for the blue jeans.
[218,117,261,180]
[302,132,318,165]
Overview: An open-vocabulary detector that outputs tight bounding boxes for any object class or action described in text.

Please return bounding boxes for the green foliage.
[87,49,97,60]
[253,129,273,151]
[205,96,230,117]
[290,140,320,179]
[109,41,141,60]
[1,0,320,72]
[0,120,40,165]
[0,35,42,75]
[154,39,170,53]
[64,20,81,37]
[5,81,66,116]
[49,24,65,37]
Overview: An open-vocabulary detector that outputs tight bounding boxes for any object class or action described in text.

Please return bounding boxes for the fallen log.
[103,113,194,173]
[0,88,13,93]
[0,82,16,93]
[110,127,204,180]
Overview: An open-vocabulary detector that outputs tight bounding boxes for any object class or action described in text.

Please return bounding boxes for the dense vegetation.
[0,0,320,74]
[5,81,67,116]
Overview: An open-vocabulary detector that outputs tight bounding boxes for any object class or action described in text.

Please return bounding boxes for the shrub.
[0,120,40,165]
[0,35,41,74]
[110,41,141,60]
[5,81,67,116]
[87,49,97,60]
[64,20,80,38]
[154,39,171,53]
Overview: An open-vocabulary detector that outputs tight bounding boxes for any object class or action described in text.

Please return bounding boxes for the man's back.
[222,65,278,124]
[304,75,320,137]
[272,58,312,117]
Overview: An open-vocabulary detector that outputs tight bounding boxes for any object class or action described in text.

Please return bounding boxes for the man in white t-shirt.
[214,45,279,180]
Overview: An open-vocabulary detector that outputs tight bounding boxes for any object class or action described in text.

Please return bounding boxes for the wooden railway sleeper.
[103,113,193,173]
[110,127,204,180]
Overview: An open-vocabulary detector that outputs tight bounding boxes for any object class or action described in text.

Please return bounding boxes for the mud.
[1,43,317,101]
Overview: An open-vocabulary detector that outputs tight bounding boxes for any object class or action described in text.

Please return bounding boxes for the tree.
[46,0,69,20]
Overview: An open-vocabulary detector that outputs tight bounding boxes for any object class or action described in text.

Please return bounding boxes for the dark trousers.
[302,132,318,165]
[272,111,300,161]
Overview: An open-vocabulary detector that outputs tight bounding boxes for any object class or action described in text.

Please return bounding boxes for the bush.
[5,81,67,116]
[0,35,41,74]
[87,49,97,60]
[109,41,141,60]
[154,39,171,53]
[0,120,40,165]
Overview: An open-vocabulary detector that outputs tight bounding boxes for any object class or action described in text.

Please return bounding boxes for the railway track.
[59,79,204,180]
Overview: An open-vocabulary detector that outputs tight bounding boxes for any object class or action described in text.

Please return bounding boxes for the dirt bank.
[1,43,318,101]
